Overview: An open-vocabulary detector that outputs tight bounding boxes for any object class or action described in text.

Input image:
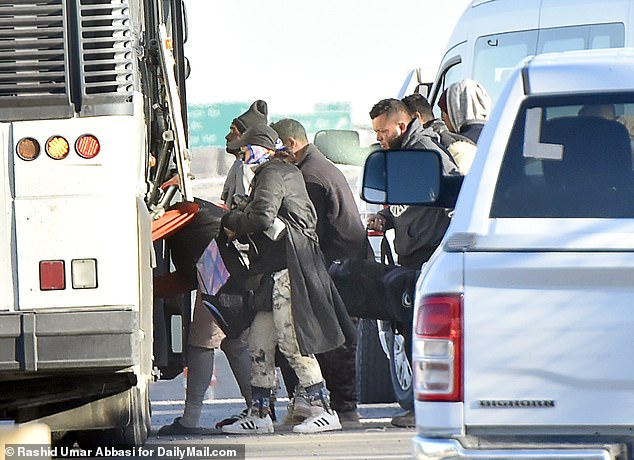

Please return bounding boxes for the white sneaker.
[292,408,341,433]
[284,392,312,424]
[221,414,274,434]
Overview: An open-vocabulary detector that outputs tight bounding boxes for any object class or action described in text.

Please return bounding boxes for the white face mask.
[242,163,256,194]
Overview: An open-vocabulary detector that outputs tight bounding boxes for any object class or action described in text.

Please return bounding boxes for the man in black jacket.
[271,118,372,426]
[367,98,458,269]
[366,98,458,427]
[220,123,355,435]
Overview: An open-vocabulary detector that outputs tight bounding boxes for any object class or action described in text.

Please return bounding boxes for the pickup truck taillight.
[413,294,463,402]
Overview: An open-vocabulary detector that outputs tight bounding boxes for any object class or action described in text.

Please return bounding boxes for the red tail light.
[40,260,66,290]
[75,134,100,159]
[413,294,463,402]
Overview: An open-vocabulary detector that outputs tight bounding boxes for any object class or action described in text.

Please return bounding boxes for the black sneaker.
[157,417,214,436]
[390,410,415,428]
[338,409,362,428]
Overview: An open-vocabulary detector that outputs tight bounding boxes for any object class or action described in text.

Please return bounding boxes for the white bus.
[0,0,192,446]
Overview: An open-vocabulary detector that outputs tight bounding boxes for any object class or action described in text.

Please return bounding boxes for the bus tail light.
[413,294,463,402]
[46,136,69,160]
[75,134,100,159]
[16,137,40,161]
[40,260,65,290]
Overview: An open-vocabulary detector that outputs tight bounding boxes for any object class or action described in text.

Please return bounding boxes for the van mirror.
[361,149,463,207]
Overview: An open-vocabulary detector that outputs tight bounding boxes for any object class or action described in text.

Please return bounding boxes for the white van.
[427,0,634,109]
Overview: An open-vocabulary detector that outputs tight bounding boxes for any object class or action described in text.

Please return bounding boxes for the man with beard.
[366,98,458,427]
[367,98,458,269]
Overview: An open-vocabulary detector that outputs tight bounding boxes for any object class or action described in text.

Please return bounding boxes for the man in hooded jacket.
[366,98,458,427]
[437,80,491,173]
[220,123,356,435]
[367,98,458,269]
[438,79,491,144]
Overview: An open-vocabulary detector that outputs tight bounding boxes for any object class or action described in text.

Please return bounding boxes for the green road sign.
[188,102,352,149]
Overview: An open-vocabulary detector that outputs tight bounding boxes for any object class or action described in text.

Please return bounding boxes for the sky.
[183,0,472,125]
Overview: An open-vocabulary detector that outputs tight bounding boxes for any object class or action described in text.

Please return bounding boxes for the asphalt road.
[149,353,415,460]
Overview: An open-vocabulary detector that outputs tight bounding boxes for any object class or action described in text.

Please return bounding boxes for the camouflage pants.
[248,269,323,389]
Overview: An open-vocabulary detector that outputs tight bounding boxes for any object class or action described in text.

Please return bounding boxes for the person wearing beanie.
[232,100,268,135]
[220,124,355,435]
[221,100,269,209]
[158,101,269,437]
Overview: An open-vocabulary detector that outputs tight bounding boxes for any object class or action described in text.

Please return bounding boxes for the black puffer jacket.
[221,158,356,355]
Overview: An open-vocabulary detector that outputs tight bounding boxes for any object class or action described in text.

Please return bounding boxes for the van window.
[431,61,463,118]
[473,23,624,105]
[490,94,634,218]
[473,30,536,104]
[538,23,625,54]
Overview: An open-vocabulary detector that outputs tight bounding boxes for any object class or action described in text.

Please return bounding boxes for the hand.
[366,213,386,232]
[232,193,249,211]
[223,227,237,241]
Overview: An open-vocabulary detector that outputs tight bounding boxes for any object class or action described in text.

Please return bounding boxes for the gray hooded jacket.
[378,118,458,269]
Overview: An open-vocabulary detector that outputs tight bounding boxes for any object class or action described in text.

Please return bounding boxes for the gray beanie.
[233,100,268,134]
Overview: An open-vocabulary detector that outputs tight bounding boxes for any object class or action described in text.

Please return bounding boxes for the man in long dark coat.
[220,124,355,435]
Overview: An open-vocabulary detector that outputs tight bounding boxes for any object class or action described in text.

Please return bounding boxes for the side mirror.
[314,129,368,166]
[361,149,463,208]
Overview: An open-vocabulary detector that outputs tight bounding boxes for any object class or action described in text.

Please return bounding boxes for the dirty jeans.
[248,269,323,389]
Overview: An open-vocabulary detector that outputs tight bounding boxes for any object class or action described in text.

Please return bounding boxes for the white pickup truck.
[362,48,634,459]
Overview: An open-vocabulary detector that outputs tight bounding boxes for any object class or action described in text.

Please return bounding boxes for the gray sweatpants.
[248,269,323,389]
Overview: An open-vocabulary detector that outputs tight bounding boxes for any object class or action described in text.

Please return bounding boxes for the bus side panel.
[0,124,14,312]
[14,196,141,310]
[10,104,148,311]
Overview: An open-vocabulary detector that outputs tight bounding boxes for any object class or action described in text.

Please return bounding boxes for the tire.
[387,330,413,410]
[355,319,395,403]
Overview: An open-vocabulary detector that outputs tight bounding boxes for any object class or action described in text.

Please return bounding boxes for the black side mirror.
[361,149,463,208]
